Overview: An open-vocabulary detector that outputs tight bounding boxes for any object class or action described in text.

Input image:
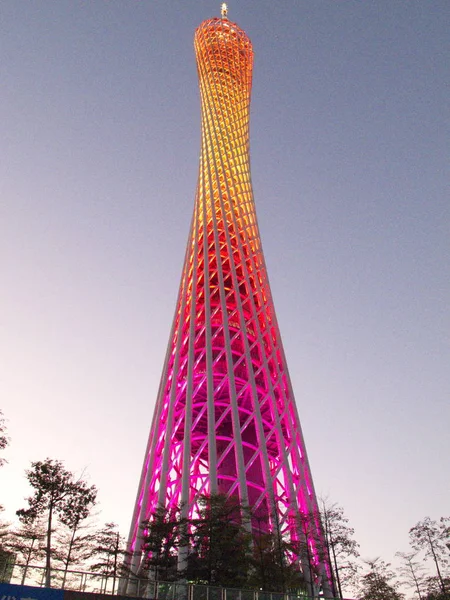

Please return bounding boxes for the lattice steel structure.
[126,7,333,597]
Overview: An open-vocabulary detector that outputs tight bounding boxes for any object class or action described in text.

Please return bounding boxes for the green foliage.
[140,498,307,593]
[359,558,404,600]
[186,494,253,588]
[249,529,305,593]
[141,506,187,582]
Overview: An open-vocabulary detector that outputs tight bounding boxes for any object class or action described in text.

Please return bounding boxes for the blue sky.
[1,0,449,576]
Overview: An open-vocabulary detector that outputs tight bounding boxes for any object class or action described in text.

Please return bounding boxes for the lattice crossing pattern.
[127,12,333,597]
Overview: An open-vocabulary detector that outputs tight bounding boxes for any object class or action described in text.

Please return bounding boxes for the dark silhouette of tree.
[320,500,360,598]
[396,551,427,600]
[359,558,404,600]
[16,458,97,588]
[56,483,97,587]
[53,524,97,588]
[249,507,306,594]
[141,506,187,583]
[0,508,10,548]
[410,517,449,595]
[186,493,252,588]
[295,509,334,597]
[138,500,306,593]
[0,410,9,472]
[422,576,450,600]
[90,522,128,594]
[8,516,47,584]
[249,528,305,593]
[0,507,13,583]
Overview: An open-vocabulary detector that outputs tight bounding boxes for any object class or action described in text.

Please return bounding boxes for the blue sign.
[0,582,64,600]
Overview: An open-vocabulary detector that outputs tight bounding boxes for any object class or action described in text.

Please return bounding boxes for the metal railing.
[1,562,341,600]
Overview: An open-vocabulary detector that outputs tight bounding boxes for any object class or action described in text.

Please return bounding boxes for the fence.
[0,562,330,600]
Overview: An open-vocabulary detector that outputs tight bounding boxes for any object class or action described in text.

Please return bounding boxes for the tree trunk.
[112,532,119,595]
[62,525,77,588]
[45,502,54,587]
[329,534,343,599]
[273,508,285,593]
[21,538,35,585]
[428,532,446,594]
[322,506,340,598]
[408,560,423,600]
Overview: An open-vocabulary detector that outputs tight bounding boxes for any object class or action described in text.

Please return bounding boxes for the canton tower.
[127,5,333,596]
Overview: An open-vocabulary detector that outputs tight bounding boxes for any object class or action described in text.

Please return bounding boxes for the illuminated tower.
[127,5,333,596]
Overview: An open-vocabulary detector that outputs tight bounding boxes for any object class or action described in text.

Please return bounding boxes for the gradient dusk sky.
[1,0,449,575]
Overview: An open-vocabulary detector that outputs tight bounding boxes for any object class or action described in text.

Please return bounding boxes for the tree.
[56,483,97,587]
[295,509,334,597]
[0,506,13,583]
[359,558,404,600]
[186,493,253,588]
[141,506,187,583]
[321,500,360,598]
[0,413,12,580]
[0,507,10,548]
[396,551,427,600]
[90,522,128,594]
[8,517,47,585]
[410,517,449,595]
[248,507,306,594]
[16,458,97,588]
[53,523,97,588]
[422,575,450,600]
[250,528,305,593]
[0,411,8,465]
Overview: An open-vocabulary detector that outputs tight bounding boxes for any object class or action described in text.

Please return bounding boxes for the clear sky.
[1,0,449,577]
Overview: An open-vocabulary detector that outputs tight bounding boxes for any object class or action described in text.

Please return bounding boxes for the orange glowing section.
[194,17,256,252]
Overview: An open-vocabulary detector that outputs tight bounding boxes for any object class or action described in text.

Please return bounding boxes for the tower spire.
[221,2,228,19]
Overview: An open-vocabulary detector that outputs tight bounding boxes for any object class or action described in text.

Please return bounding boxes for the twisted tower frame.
[126,8,333,596]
